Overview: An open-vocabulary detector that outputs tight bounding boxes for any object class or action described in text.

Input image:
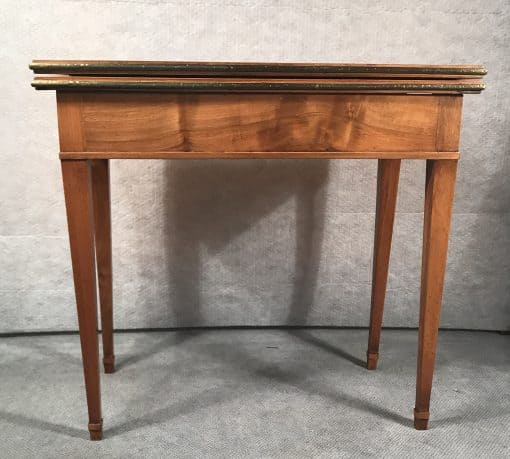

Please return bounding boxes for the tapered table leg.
[367,159,401,370]
[61,160,103,440]
[414,159,458,430]
[90,160,115,374]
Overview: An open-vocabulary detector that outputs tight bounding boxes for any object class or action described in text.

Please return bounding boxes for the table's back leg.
[367,159,401,370]
[414,159,457,430]
[90,159,115,374]
[61,159,103,440]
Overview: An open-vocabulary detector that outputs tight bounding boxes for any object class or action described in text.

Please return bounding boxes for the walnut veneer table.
[30,60,486,440]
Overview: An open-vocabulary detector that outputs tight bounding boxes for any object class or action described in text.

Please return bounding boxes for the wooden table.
[30,60,486,440]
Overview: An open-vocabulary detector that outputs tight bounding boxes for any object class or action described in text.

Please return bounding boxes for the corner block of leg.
[88,419,103,441]
[413,409,430,430]
[103,355,115,374]
[366,351,379,370]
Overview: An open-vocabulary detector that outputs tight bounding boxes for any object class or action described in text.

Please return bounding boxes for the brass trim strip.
[32,79,485,93]
[30,61,487,77]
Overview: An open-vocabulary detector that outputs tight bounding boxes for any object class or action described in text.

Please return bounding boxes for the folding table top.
[30,60,486,94]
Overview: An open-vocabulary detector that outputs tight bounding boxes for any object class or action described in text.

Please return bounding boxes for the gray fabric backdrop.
[1,0,509,332]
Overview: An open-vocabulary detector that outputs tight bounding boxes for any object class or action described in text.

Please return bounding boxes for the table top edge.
[30,76,485,94]
[29,60,488,77]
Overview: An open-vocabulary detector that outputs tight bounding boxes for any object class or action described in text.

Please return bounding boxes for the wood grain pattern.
[367,159,401,370]
[414,159,458,430]
[90,159,114,374]
[57,93,460,154]
[56,93,84,151]
[61,160,102,440]
[436,96,463,151]
[33,59,483,438]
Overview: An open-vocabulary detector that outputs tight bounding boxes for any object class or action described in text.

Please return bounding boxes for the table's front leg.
[415,159,458,430]
[61,159,103,440]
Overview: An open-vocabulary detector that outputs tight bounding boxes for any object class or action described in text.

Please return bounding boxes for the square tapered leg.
[61,159,103,440]
[91,159,115,374]
[414,159,457,430]
[367,159,401,370]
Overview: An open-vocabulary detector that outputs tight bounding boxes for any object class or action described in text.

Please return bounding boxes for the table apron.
[56,92,463,155]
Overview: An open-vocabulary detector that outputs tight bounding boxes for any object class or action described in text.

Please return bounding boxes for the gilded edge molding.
[31,78,485,93]
[29,61,488,76]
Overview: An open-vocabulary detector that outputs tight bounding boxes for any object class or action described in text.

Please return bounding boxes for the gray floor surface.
[0,329,509,458]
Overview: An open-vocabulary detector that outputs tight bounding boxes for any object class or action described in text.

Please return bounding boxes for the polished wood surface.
[415,159,458,430]
[31,60,485,440]
[55,93,462,156]
[61,160,102,441]
[60,151,460,160]
[56,93,84,151]
[367,159,401,370]
[91,160,114,374]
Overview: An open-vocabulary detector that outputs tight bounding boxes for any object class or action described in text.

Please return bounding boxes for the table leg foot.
[366,351,379,370]
[103,355,115,374]
[88,419,103,440]
[413,409,429,430]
